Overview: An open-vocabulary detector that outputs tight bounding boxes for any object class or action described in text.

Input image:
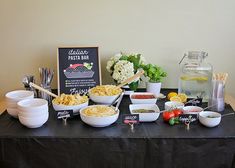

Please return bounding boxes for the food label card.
[56,110,74,119]
[185,98,203,106]
[122,114,139,124]
[178,114,198,124]
[57,47,101,95]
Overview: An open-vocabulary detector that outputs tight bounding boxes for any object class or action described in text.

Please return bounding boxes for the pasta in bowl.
[52,94,89,115]
[80,105,119,127]
[88,85,122,104]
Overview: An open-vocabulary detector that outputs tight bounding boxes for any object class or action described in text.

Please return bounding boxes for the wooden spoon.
[29,82,58,98]
[116,70,145,88]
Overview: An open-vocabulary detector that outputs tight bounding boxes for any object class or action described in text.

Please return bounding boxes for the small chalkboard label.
[57,47,101,95]
[179,114,198,124]
[185,98,203,106]
[122,114,139,124]
[56,110,74,119]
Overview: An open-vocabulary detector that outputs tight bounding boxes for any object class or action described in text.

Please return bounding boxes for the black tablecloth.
[0,89,235,168]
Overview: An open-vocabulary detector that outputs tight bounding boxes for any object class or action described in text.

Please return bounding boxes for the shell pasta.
[82,105,116,117]
[89,85,122,96]
[52,94,88,106]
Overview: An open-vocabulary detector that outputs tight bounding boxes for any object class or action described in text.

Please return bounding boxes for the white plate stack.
[17,98,49,128]
[5,90,34,118]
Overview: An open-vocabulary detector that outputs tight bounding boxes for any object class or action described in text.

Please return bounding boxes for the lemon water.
[179,73,212,101]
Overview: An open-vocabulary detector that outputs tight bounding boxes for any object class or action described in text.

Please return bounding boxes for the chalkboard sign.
[178,114,198,124]
[185,98,203,106]
[57,47,101,95]
[56,110,74,119]
[122,114,139,124]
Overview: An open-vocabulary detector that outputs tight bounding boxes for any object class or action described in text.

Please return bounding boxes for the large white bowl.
[80,105,119,127]
[52,101,89,115]
[88,90,120,104]
[5,90,34,118]
[130,92,157,104]
[18,112,48,128]
[199,111,221,127]
[165,101,185,110]
[129,104,160,122]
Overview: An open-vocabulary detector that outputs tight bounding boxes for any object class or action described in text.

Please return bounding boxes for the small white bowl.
[5,90,34,102]
[80,105,119,127]
[183,106,203,116]
[88,90,120,104]
[6,108,18,118]
[165,101,185,110]
[130,92,157,104]
[52,101,89,115]
[129,104,160,122]
[18,112,48,128]
[17,98,48,112]
[18,109,48,118]
[5,90,34,118]
[17,98,48,118]
[199,111,221,127]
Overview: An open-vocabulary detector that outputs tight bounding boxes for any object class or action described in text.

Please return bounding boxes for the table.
[0,89,235,168]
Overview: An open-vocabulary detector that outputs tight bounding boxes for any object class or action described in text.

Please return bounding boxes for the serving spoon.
[29,82,58,98]
[116,70,145,88]
[221,113,234,117]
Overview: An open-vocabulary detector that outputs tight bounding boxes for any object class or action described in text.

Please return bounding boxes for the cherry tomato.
[172,109,183,117]
[163,111,175,122]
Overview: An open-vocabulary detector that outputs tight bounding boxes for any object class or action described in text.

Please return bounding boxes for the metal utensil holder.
[38,67,54,104]
[208,80,225,112]
[39,85,52,104]
[22,75,38,98]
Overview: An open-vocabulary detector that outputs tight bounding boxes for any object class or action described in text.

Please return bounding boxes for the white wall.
[1,0,235,98]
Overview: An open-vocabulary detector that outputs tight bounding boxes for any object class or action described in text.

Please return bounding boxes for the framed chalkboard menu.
[57,47,101,95]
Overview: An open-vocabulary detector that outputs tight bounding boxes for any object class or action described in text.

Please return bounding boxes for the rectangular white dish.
[129,104,160,122]
[130,92,157,104]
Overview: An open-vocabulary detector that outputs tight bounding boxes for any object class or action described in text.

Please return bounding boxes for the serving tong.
[109,92,125,111]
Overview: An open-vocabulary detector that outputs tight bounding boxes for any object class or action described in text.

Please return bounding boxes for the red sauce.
[185,109,201,112]
[131,95,155,99]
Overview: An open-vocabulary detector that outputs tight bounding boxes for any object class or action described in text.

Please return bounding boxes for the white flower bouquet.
[106,53,146,91]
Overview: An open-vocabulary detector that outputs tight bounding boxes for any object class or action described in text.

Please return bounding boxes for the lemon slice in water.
[180,76,208,81]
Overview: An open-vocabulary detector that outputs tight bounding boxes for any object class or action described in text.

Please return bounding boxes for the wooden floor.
[1,95,235,115]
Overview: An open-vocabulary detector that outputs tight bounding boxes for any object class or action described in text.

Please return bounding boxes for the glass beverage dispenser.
[178,51,213,102]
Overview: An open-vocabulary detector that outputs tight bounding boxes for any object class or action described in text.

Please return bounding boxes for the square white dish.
[129,104,160,122]
[130,92,157,104]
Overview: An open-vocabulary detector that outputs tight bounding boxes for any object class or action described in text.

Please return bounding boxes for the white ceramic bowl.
[183,106,203,116]
[88,90,121,104]
[52,101,89,115]
[18,109,48,118]
[129,104,160,122]
[5,90,34,118]
[165,101,185,110]
[17,98,48,117]
[130,92,157,104]
[17,98,48,112]
[18,112,49,128]
[199,111,221,127]
[6,108,19,118]
[5,90,34,102]
[80,105,119,127]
